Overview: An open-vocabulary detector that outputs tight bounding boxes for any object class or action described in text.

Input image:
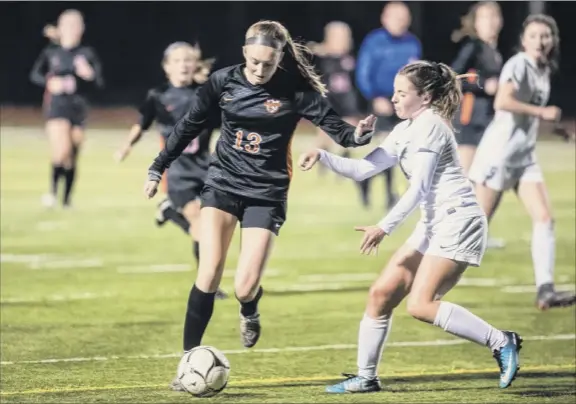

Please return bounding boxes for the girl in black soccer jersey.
[308,21,361,176]
[116,42,226,299]
[143,20,375,391]
[30,10,104,209]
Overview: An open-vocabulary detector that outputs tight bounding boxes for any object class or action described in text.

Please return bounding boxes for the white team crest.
[264,99,281,113]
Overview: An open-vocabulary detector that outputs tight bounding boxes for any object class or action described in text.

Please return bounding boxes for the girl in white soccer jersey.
[299,60,521,393]
[469,14,575,311]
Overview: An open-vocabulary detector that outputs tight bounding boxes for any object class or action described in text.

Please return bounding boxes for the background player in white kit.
[299,60,522,393]
[469,14,575,310]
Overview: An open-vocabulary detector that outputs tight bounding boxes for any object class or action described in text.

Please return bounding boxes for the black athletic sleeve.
[29,48,49,87]
[137,89,157,130]
[82,47,105,88]
[451,41,484,95]
[296,91,370,148]
[148,70,225,177]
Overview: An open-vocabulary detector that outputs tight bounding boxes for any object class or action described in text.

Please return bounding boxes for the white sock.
[357,313,392,379]
[434,301,508,351]
[531,221,555,288]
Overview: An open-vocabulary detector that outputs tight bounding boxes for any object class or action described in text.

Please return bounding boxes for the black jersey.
[318,54,360,116]
[30,44,104,98]
[138,83,216,190]
[149,64,370,202]
[451,38,503,126]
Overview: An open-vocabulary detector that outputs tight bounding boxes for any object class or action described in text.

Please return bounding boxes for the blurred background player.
[143,20,374,391]
[451,1,506,249]
[356,1,421,211]
[29,9,104,209]
[469,14,576,310]
[115,42,227,299]
[308,21,362,176]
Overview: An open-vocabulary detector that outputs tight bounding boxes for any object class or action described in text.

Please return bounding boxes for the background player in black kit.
[451,1,503,175]
[308,21,362,176]
[30,9,104,209]
[116,42,227,299]
[143,20,375,391]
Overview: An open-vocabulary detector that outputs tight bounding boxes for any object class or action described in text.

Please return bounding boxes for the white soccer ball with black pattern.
[177,346,231,397]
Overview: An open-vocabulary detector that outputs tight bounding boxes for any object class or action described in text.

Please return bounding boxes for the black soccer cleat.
[240,312,261,348]
[536,283,576,311]
[155,198,173,227]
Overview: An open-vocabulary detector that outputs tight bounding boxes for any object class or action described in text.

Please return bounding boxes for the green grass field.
[1,127,575,403]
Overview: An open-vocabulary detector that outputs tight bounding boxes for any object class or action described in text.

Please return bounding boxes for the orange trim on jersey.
[159,136,168,194]
[286,136,294,182]
[459,69,477,126]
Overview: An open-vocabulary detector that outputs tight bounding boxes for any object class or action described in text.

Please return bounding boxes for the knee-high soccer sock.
[183,284,216,351]
[531,221,555,287]
[357,313,392,379]
[51,164,64,195]
[164,207,190,234]
[193,241,200,266]
[358,178,371,207]
[62,166,76,206]
[433,301,508,351]
[238,286,263,317]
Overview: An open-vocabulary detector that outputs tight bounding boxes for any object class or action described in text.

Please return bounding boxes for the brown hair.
[163,42,215,84]
[451,1,502,43]
[399,61,476,123]
[520,14,560,72]
[246,20,327,96]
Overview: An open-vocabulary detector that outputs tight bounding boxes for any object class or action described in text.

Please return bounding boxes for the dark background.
[1,1,575,115]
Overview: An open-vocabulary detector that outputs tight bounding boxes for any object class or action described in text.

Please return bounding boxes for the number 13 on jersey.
[233,130,262,154]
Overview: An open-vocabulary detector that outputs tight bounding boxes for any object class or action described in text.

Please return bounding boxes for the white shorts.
[469,160,544,192]
[406,211,488,267]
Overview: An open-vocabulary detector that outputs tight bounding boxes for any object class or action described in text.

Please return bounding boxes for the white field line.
[1,333,573,366]
[502,284,576,294]
[0,292,115,304]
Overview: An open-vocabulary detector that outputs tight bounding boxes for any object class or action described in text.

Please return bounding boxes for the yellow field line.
[1,364,574,396]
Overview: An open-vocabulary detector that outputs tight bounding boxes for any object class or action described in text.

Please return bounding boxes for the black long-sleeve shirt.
[451,38,502,125]
[149,64,370,202]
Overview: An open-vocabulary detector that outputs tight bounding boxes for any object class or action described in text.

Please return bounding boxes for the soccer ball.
[177,346,231,397]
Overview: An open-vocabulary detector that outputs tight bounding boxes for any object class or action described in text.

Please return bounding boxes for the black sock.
[51,164,64,195]
[164,207,190,234]
[384,168,394,198]
[62,166,76,206]
[193,241,200,266]
[358,178,370,207]
[238,286,263,317]
[183,284,216,351]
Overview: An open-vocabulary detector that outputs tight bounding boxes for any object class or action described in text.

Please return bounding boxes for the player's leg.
[44,118,73,208]
[515,166,575,310]
[62,124,84,208]
[235,200,285,348]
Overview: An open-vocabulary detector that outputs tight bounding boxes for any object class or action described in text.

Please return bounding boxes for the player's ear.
[422,92,432,105]
[242,46,248,59]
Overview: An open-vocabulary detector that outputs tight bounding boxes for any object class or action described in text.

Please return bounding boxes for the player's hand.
[298,149,321,171]
[540,106,561,122]
[144,180,159,199]
[354,114,377,143]
[373,97,393,116]
[115,146,131,162]
[354,225,386,255]
[484,77,498,95]
[74,55,94,80]
[46,76,64,95]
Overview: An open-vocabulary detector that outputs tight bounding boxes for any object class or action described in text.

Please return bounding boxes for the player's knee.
[367,284,396,311]
[405,296,432,322]
[234,283,260,303]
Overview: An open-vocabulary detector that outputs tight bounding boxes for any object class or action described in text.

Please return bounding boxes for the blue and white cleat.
[493,331,523,388]
[325,373,381,394]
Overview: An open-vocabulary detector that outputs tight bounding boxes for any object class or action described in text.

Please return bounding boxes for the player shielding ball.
[143,20,374,390]
[30,9,104,209]
[469,14,575,310]
[299,61,521,393]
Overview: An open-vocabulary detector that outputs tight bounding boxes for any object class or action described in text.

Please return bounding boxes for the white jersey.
[477,52,551,168]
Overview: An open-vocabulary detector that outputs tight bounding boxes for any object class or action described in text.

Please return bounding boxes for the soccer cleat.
[493,331,522,389]
[215,288,229,300]
[155,198,173,227]
[169,376,185,392]
[41,193,57,209]
[239,312,261,348]
[325,373,382,394]
[536,283,576,310]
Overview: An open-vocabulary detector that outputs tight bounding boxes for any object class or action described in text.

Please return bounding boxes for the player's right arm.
[29,47,49,87]
[116,89,157,162]
[147,70,225,181]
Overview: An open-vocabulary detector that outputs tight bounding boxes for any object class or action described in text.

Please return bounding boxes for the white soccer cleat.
[41,193,57,209]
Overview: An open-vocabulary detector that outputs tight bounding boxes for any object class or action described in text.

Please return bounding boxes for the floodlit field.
[1,126,575,403]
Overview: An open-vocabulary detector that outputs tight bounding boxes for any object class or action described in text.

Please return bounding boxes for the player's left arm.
[74,47,104,87]
[296,91,372,147]
[377,124,444,235]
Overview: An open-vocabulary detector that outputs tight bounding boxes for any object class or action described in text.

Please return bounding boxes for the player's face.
[243,44,282,85]
[522,22,554,63]
[381,4,411,37]
[391,74,430,119]
[58,13,84,46]
[474,5,502,41]
[165,47,197,85]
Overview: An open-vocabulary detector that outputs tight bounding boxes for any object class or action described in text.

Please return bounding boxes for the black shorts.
[200,186,287,236]
[44,95,88,127]
[168,185,203,210]
[454,124,486,147]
